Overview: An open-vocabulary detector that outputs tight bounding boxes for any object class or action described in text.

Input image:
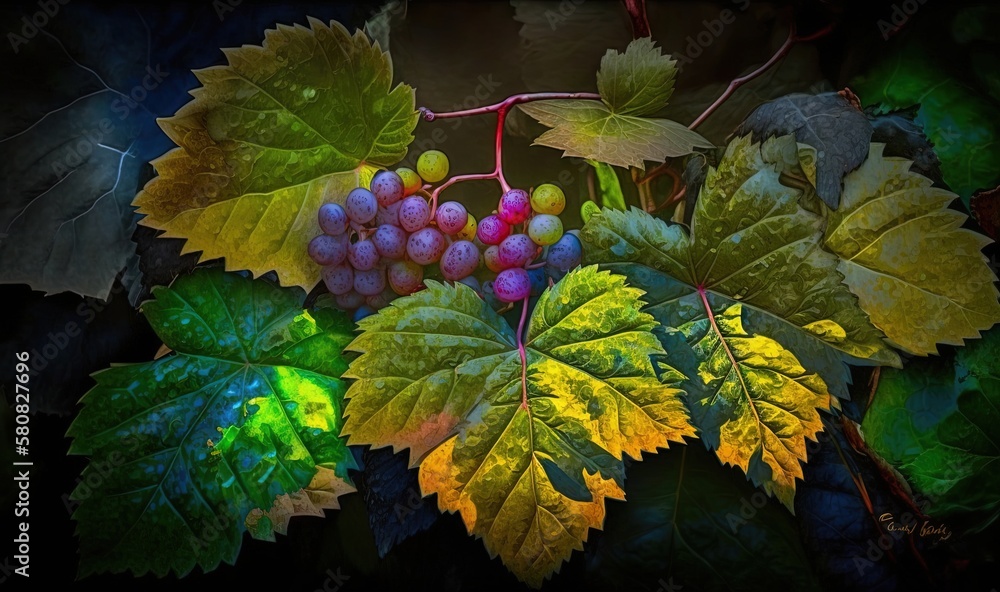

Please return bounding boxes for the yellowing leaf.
[135,19,417,290]
[825,144,1000,355]
[344,266,694,586]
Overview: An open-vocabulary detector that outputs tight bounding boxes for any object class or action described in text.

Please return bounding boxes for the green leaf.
[135,19,417,291]
[590,445,821,591]
[344,266,694,587]
[862,328,1000,532]
[596,37,676,116]
[824,143,1000,356]
[66,268,357,577]
[520,100,713,169]
[586,159,626,210]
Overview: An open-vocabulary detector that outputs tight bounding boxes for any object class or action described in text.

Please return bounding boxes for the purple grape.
[345,188,378,224]
[335,289,365,310]
[375,201,402,227]
[353,305,377,322]
[483,245,504,272]
[308,234,348,266]
[318,203,348,235]
[388,260,423,295]
[348,239,380,271]
[546,232,582,272]
[457,275,481,293]
[354,267,387,296]
[494,268,531,302]
[527,267,547,296]
[398,196,431,232]
[435,201,469,235]
[477,214,510,245]
[497,234,537,269]
[371,224,408,260]
[371,170,405,207]
[406,227,447,265]
[497,189,531,225]
[322,263,354,295]
[440,240,480,281]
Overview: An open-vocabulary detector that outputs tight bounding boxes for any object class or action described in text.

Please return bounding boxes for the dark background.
[2,1,999,591]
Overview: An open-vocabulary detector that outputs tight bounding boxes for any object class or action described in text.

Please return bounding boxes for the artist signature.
[880,513,952,542]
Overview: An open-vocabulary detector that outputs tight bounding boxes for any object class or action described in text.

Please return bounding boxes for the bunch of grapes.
[308,149,583,319]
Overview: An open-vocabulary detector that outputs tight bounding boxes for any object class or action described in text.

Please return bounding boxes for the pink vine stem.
[420,92,601,216]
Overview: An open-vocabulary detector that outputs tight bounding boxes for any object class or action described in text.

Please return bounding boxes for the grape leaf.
[824,144,1000,355]
[519,38,712,169]
[343,266,694,586]
[134,19,417,291]
[861,327,1000,532]
[735,92,874,210]
[66,268,357,577]
[586,159,626,210]
[589,445,821,592]
[867,107,944,186]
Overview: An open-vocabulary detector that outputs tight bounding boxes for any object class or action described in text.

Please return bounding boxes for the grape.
[366,289,397,310]
[497,189,531,225]
[480,280,502,310]
[345,188,378,224]
[322,263,354,295]
[545,233,582,272]
[375,201,402,227]
[493,268,531,302]
[335,290,366,310]
[483,245,504,273]
[348,239,380,271]
[354,267,387,296]
[440,240,480,280]
[527,214,563,246]
[580,200,601,223]
[308,234,348,266]
[398,196,431,232]
[457,275,481,293]
[417,150,449,183]
[435,201,469,235]
[476,214,511,245]
[353,305,377,322]
[527,267,547,296]
[498,234,537,269]
[396,167,422,196]
[372,224,408,260]
[388,260,424,295]
[530,184,566,215]
[406,227,447,265]
[371,170,405,207]
[456,213,477,241]
[318,203,349,235]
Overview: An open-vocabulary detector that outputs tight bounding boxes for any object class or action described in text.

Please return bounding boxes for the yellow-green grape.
[580,200,600,223]
[396,167,423,196]
[530,183,565,215]
[456,213,477,241]
[527,214,563,246]
[417,150,449,183]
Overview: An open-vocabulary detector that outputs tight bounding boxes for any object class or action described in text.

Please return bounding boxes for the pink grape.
[354,267,387,296]
[498,234,536,269]
[345,188,378,224]
[322,263,354,295]
[366,289,397,310]
[335,290,365,310]
[493,268,531,302]
[388,260,423,295]
[406,227,447,265]
[483,245,504,272]
[348,239,380,271]
[440,240,480,281]
[375,201,402,227]
[371,170,405,207]
[497,189,531,225]
[435,201,469,235]
[372,224,408,259]
[318,203,348,235]
[476,214,510,245]
[308,234,348,266]
[399,196,431,232]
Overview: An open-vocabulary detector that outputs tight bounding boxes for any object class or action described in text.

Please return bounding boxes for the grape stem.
[420,92,602,215]
[516,295,530,410]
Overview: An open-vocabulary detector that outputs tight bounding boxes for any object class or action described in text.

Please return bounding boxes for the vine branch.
[621,0,650,38]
